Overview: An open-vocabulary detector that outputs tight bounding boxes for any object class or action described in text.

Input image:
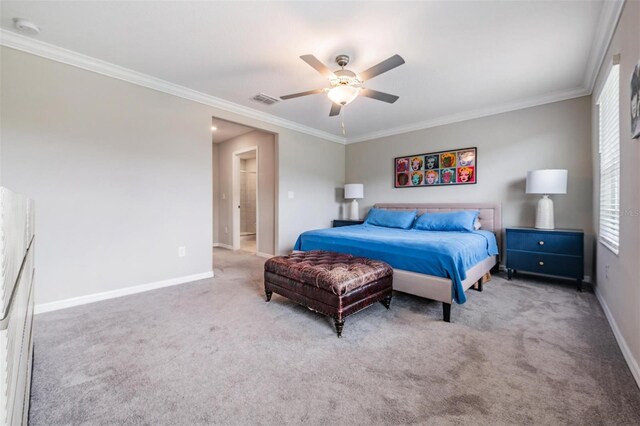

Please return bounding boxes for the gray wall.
[1,48,213,305]
[214,131,275,254]
[278,131,346,250]
[591,0,640,384]
[0,46,345,305]
[346,96,594,273]
[212,143,220,245]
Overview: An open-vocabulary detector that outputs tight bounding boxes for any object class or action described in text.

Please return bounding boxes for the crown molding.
[583,0,625,93]
[345,86,590,144]
[0,29,347,145]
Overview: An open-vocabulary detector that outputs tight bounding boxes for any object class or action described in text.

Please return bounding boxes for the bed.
[293,203,501,322]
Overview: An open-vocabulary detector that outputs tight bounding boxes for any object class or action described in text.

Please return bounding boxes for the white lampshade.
[344,183,364,199]
[328,86,359,106]
[526,169,568,194]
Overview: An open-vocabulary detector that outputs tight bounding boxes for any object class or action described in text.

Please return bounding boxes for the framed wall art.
[394,147,477,188]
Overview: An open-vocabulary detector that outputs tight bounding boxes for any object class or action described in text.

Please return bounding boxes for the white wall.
[346,96,594,273]
[0,46,345,305]
[591,0,640,386]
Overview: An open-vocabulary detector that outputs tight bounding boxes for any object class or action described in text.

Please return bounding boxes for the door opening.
[211,116,277,264]
[233,147,258,253]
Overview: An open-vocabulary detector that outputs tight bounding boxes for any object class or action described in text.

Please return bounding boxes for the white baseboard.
[213,243,233,250]
[256,252,274,259]
[594,285,640,389]
[34,271,214,315]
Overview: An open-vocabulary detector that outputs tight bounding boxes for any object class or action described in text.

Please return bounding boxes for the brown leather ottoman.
[264,250,393,337]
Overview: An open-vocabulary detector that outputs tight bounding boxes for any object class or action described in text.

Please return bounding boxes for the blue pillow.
[413,211,480,232]
[365,208,417,229]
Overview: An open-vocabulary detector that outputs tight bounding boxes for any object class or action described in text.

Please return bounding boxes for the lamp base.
[535,195,555,229]
[349,199,359,220]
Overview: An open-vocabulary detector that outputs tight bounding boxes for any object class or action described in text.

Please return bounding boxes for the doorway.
[211,116,277,262]
[235,149,258,253]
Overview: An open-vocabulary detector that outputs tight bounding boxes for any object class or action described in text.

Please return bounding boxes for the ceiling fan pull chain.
[341,107,346,136]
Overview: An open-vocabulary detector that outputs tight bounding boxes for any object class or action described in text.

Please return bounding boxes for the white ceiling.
[0,1,613,142]
[211,118,254,144]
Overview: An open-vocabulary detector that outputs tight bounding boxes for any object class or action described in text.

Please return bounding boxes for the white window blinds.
[597,63,620,255]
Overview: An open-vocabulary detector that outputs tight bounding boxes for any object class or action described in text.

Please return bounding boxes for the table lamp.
[526,169,568,229]
[344,184,364,220]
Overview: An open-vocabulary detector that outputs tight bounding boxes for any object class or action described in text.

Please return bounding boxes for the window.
[597,62,620,254]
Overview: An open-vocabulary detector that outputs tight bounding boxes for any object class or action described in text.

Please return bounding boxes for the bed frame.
[373,203,502,322]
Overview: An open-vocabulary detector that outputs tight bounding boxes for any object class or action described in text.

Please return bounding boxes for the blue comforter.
[293,224,499,304]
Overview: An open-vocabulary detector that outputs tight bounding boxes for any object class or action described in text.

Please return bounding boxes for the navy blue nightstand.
[506,227,584,291]
[332,219,365,228]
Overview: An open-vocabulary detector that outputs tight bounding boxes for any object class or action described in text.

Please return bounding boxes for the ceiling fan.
[280,54,405,117]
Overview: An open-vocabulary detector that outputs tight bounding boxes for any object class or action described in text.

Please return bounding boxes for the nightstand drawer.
[507,251,583,279]
[507,231,582,256]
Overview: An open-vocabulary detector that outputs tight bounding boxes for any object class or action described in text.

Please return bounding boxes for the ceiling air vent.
[252,93,280,105]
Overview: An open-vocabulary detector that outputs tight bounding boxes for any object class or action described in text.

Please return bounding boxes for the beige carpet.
[29,248,640,425]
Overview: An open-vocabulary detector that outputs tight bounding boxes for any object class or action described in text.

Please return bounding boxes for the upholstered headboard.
[373,203,502,253]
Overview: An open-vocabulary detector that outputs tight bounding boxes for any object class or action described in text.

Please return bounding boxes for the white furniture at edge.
[0,187,36,426]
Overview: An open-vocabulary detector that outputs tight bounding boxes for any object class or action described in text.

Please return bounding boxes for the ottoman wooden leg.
[334,319,345,338]
[265,290,272,302]
[380,295,392,309]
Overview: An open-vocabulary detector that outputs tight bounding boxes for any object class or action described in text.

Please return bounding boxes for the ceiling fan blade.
[329,103,341,117]
[280,89,325,100]
[300,55,337,79]
[360,88,400,103]
[358,54,405,81]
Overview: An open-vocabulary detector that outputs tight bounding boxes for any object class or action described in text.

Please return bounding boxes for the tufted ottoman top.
[264,250,393,296]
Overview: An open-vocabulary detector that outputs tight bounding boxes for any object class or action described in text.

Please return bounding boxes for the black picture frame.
[394,147,477,188]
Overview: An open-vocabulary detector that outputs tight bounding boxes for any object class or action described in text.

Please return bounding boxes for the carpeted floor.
[29,248,640,425]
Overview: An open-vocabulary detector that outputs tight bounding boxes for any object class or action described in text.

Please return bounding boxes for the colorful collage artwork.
[394,147,477,188]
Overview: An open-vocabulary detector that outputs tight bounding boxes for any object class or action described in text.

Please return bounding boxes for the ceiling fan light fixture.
[327,85,359,106]
[280,53,404,118]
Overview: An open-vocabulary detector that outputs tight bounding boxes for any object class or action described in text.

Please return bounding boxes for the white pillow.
[474,217,482,230]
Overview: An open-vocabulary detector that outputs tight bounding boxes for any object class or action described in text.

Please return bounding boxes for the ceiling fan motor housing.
[335,55,350,68]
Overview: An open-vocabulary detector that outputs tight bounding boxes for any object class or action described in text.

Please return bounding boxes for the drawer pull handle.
[538,241,545,246]
[539,261,545,266]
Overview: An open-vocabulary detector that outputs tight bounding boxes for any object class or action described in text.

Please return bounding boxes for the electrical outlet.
[288,191,295,199]
[605,264,609,279]
[224,226,228,234]
[222,193,226,200]
[178,246,186,257]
